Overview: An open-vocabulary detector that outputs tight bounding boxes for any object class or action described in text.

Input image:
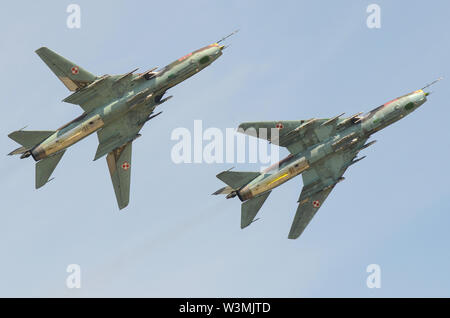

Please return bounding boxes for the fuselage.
[30,43,223,161]
[237,89,428,201]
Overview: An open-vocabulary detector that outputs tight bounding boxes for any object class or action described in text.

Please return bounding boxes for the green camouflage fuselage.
[237,89,427,201]
[31,44,223,161]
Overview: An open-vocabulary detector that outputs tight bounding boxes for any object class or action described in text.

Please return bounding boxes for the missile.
[85,75,110,89]
[358,140,377,151]
[133,67,158,81]
[285,118,317,138]
[130,94,173,116]
[136,112,164,126]
[142,94,173,107]
[336,112,363,130]
[126,87,153,107]
[332,132,357,149]
[321,113,345,126]
[341,138,360,152]
[146,111,163,122]
[296,118,317,131]
[156,95,173,106]
[114,68,139,83]
[346,156,366,168]
[334,137,359,153]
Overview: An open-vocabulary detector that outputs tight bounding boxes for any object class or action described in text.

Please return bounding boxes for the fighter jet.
[214,80,441,239]
[8,32,236,209]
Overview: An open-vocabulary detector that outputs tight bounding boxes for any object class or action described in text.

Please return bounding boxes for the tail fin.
[8,130,55,155]
[215,170,260,190]
[35,150,66,189]
[35,47,96,91]
[241,191,271,228]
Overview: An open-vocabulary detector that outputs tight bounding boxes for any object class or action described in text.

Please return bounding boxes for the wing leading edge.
[238,114,363,155]
[35,47,96,92]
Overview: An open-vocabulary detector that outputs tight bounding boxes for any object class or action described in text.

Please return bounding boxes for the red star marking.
[275,122,284,129]
[313,200,320,208]
[121,161,130,171]
[71,66,79,75]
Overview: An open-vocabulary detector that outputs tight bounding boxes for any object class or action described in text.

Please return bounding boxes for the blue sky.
[1,0,450,297]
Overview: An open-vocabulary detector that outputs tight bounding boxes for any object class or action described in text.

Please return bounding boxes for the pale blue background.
[0,0,449,297]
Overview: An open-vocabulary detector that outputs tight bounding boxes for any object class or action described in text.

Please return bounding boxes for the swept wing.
[238,113,363,155]
[288,136,370,239]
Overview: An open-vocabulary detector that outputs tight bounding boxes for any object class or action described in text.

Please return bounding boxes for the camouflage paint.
[216,87,433,238]
[28,43,224,162]
[237,89,428,202]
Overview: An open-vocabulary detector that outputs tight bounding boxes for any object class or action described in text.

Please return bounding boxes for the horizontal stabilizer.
[216,170,260,189]
[212,186,233,195]
[8,130,55,149]
[241,191,271,228]
[35,47,96,91]
[35,150,65,189]
[8,146,28,156]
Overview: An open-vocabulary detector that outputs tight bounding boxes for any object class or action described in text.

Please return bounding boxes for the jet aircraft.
[214,80,441,239]
[8,33,235,209]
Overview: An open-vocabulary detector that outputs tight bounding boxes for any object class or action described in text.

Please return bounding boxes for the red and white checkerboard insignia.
[121,161,130,171]
[71,66,79,75]
[275,122,284,129]
[312,200,320,208]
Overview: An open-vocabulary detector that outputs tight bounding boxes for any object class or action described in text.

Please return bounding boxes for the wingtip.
[35,47,48,54]
[118,199,130,210]
[287,230,301,240]
[287,234,299,240]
